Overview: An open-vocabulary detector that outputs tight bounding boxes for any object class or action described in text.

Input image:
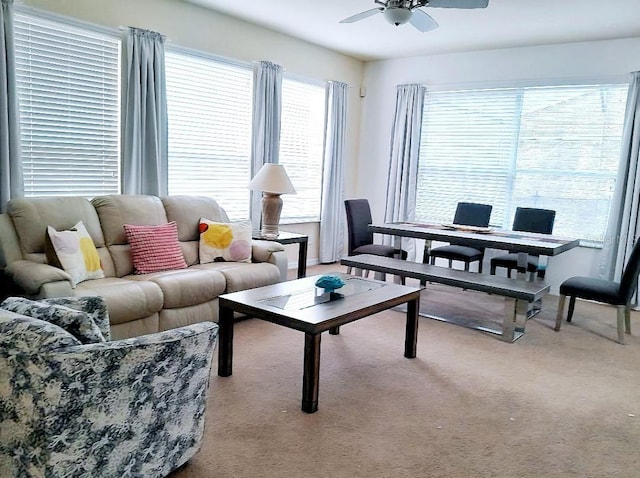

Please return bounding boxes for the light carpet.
[171,266,640,478]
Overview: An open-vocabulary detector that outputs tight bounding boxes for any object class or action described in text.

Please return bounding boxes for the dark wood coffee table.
[218,272,422,413]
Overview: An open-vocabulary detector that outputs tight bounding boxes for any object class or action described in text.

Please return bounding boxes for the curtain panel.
[599,72,640,295]
[250,61,282,231]
[121,27,168,196]
[383,84,426,261]
[0,0,22,212]
[319,81,347,263]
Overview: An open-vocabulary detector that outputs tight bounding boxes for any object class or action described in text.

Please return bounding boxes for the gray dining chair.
[344,199,407,278]
[555,239,640,344]
[427,202,492,272]
[490,207,556,279]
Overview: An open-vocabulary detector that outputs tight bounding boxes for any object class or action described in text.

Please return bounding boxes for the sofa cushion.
[92,195,169,246]
[199,218,252,264]
[46,221,105,286]
[193,262,282,293]
[0,297,105,344]
[126,268,227,309]
[123,222,188,274]
[74,277,164,326]
[162,196,230,241]
[6,197,114,275]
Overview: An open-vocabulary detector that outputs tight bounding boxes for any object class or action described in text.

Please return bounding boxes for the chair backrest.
[453,202,492,227]
[512,207,556,234]
[344,199,374,255]
[620,239,640,302]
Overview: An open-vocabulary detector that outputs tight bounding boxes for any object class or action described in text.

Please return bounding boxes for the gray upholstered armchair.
[0,296,218,477]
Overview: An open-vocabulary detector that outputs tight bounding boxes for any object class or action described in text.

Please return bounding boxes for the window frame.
[279,73,327,224]
[14,6,122,198]
[416,80,629,247]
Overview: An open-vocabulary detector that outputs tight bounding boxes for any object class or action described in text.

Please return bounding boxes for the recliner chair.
[427,202,492,272]
[0,295,219,477]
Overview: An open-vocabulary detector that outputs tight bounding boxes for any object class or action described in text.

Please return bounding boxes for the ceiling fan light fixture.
[383,7,413,26]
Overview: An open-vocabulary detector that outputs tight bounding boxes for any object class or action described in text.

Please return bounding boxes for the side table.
[252,230,308,278]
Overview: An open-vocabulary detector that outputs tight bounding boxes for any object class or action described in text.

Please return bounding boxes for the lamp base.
[261,193,283,238]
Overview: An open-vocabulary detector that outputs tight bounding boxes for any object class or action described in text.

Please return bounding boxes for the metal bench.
[340,254,550,342]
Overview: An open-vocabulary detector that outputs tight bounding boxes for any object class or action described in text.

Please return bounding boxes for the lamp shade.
[248,163,296,195]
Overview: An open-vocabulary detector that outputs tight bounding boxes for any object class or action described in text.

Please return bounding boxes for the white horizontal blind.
[165,50,252,220]
[14,12,120,197]
[279,77,326,222]
[417,84,628,245]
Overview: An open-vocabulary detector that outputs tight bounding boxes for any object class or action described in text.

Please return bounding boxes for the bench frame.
[341,254,550,342]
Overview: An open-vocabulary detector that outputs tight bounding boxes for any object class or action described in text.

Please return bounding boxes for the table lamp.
[248,163,296,238]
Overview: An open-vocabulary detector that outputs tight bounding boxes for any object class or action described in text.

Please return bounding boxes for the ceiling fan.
[340,0,489,33]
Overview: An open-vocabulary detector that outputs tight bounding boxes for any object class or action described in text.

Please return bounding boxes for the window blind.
[165,50,253,220]
[279,77,326,222]
[14,12,120,197]
[417,84,628,245]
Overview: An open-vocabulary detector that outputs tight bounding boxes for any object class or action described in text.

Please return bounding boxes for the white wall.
[23,0,365,269]
[359,38,640,292]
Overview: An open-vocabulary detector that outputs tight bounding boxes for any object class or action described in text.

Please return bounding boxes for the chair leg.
[490,263,496,275]
[555,294,566,331]
[625,305,631,335]
[464,261,470,272]
[346,266,353,275]
[567,296,576,322]
[448,259,453,268]
[478,258,483,274]
[507,268,512,279]
[616,305,626,344]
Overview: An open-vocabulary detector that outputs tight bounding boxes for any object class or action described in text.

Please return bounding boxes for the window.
[165,49,253,220]
[279,77,326,222]
[14,11,120,197]
[417,84,628,245]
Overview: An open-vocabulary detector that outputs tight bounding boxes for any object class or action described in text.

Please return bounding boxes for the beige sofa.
[0,195,287,339]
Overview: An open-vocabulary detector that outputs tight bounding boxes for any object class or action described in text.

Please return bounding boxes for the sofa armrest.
[5,260,73,296]
[252,239,287,281]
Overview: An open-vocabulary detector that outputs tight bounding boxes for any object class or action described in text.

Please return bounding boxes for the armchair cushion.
[0,296,106,344]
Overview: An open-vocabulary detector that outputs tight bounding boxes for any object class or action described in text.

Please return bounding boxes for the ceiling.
[184,0,640,62]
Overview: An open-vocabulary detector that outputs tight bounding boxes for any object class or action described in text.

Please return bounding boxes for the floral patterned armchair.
[0,296,219,477]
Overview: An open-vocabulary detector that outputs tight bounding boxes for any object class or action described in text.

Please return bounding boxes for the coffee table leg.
[405,297,419,358]
[329,326,340,335]
[302,333,321,413]
[218,305,234,377]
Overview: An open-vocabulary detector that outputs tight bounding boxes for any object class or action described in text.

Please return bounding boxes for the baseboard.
[288,258,319,270]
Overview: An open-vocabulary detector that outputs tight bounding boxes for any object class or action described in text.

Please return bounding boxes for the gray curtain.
[319,81,347,263]
[121,27,168,196]
[0,0,22,212]
[599,71,640,289]
[383,84,426,261]
[250,61,282,230]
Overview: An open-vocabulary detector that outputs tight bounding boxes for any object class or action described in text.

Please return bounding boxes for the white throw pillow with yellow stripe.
[46,221,105,287]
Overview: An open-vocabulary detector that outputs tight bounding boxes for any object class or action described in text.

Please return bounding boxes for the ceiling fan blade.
[339,8,384,24]
[426,0,489,8]
[410,9,439,32]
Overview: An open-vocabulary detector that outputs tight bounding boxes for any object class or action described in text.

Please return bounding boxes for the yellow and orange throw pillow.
[46,221,105,287]
[199,218,252,263]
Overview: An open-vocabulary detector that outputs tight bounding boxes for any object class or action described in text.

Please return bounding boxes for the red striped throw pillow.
[123,222,187,274]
